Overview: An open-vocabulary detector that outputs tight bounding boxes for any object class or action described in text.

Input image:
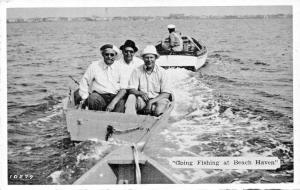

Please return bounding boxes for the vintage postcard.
[1,0,299,190]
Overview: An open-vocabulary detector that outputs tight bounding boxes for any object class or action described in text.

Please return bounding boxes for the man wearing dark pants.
[74,44,127,112]
[126,45,171,116]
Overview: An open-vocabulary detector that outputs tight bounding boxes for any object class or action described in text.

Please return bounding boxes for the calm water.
[7,18,293,184]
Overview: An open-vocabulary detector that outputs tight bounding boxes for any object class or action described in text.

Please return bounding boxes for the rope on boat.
[135,103,171,151]
[134,126,151,144]
[132,144,141,184]
[69,75,80,86]
[105,125,143,141]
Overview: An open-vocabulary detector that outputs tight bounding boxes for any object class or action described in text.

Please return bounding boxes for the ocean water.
[7,18,293,184]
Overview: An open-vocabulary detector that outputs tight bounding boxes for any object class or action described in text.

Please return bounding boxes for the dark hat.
[120,40,138,52]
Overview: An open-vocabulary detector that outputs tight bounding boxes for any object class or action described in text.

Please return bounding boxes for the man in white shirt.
[119,40,144,85]
[74,44,127,112]
[127,45,171,116]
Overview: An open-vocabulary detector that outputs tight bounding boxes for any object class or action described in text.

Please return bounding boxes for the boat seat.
[156,42,201,56]
[107,146,147,165]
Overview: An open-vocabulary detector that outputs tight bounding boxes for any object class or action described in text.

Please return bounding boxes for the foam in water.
[75,144,112,166]
[49,170,63,184]
[150,68,293,183]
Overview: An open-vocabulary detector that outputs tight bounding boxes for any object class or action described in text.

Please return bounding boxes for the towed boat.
[62,90,179,184]
[155,35,208,71]
[73,145,182,184]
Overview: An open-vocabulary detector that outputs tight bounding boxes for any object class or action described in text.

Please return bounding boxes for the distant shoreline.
[7,14,292,23]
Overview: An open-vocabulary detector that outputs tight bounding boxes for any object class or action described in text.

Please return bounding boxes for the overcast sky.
[7,6,292,18]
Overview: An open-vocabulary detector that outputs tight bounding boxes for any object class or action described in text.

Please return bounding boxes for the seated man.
[126,45,171,116]
[74,44,127,112]
[119,40,144,84]
[162,24,183,52]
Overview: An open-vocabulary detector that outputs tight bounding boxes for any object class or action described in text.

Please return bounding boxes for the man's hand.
[144,100,153,115]
[140,92,149,102]
[78,99,86,109]
[106,102,116,112]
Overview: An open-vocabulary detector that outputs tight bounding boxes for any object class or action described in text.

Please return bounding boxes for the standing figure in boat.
[74,44,127,112]
[126,45,171,116]
[162,24,183,52]
[119,40,144,85]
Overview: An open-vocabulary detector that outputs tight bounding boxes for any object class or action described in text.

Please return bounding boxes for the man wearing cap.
[166,24,183,52]
[126,45,171,116]
[119,40,143,84]
[74,44,127,112]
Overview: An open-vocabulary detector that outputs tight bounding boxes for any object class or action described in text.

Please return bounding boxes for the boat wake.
[8,68,293,184]
[143,68,293,183]
[48,140,119,184]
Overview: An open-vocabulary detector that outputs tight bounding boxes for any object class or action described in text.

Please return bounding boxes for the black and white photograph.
[1,0,299,189]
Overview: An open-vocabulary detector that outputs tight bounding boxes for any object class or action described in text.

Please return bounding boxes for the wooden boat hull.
[74,145,182,184]
[63,92,174,143]
[65,109,157,142]
[156,52,208,71]
[63,92,177,184]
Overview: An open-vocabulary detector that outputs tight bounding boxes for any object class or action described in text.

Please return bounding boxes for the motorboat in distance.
[155,35,208,71]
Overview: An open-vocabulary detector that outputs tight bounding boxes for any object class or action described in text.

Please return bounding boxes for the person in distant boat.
[119,40,144,84]
[126,45,171,116]
[162,24,183,52]
[74,44,127,112]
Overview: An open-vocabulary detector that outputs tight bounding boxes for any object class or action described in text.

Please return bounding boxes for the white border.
[293,0,300,188]
[3,0,299,8]
[0,0,8,189]
[1,0,299,190]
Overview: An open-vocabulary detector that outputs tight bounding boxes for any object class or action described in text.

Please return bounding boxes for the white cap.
[141,45,159,58]
[167,24,176,29]
[100,44,120,55]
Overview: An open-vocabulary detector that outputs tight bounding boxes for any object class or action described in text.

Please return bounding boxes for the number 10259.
[9,174,33,180]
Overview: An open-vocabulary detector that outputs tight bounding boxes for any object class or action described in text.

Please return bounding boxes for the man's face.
[123,47,134,63]
[143,54,156,68]
[102,48,116,65]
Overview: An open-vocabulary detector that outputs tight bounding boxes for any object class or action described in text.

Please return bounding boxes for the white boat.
[63,91,175,143]
[73,145,182,184]
[62,90,180,184]
[155,35,208,71]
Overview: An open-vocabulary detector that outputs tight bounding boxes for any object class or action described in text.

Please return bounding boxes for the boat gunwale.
[73,145,182,184]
